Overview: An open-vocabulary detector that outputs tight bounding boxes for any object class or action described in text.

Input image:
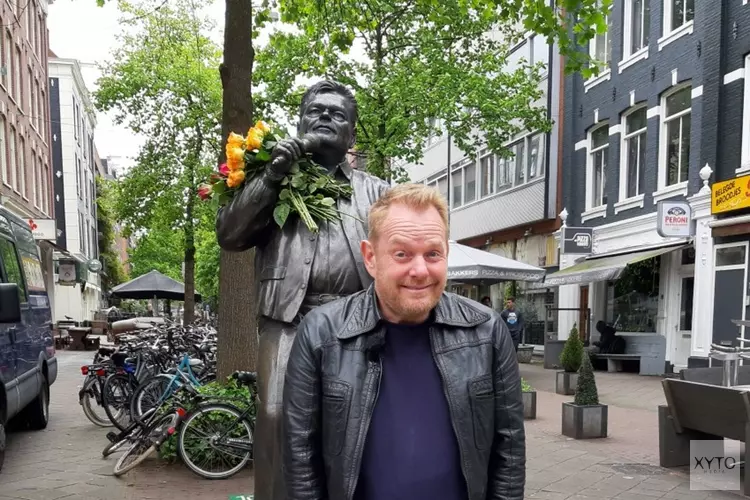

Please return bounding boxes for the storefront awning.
[540,242,689,287]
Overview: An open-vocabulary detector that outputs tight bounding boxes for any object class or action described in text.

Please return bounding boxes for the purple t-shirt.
[353,321,468,500]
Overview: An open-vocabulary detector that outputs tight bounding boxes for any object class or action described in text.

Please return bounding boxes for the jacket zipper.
[429,327,472,500]
[347,353,383,500]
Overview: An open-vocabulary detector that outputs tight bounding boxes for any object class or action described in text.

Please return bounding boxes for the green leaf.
[273,203,291,228]
[291,174,305,189]
[279,188,291,201]
[320,197,335,207]
[256,149,271,162]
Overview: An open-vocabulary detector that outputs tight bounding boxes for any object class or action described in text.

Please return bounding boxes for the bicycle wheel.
[80,377,113,427]
[112,413,173,476]
[178,403,253,480]
[130,374,180,425]
[102,374,134,431]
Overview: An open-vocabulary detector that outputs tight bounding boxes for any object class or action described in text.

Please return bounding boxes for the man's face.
[506,300,514,310]
[361,203,448,324]
[299,92,355,153]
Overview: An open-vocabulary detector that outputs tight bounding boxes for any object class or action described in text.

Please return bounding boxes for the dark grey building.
[546,0,714,370]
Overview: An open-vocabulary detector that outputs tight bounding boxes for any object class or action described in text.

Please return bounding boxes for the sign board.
[561,227,593,254]
[26,218,56,241]
[711,174,750,215]
[657,200,693,238]
[57,260,77,286]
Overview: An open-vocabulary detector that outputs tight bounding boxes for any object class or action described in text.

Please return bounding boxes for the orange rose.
[227,132,245,148]
[255,120,271,134]
[227,170,246,188]
[245,128,264,150]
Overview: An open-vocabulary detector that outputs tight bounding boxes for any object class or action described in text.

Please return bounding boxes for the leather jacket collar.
[336,283,493,340]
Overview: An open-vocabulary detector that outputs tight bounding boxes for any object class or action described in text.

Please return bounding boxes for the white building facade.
[47,57,101,322]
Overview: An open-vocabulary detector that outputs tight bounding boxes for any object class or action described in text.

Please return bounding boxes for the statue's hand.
[269,137,306,176]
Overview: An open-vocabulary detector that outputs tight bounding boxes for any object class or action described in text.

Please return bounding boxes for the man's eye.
[333,112,346,120]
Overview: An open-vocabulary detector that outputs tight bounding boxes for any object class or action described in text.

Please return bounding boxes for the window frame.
[620,104,648,202]
[623,0,650,60]
[586,123,610,211]
[658,83,692,191]
[664,0,694,35]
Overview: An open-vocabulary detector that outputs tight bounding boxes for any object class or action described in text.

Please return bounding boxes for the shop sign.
[562,227,593,254]
[657,201,693,238]
[711,174,750,215]
[26,218,56,241]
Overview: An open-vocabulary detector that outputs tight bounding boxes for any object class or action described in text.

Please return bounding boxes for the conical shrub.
[559,323,584,373]
[574,350,599,406]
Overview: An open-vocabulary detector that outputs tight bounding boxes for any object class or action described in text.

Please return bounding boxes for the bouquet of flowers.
[198,120,353,233]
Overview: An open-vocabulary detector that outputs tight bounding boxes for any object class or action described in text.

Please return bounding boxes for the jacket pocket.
[259,265,286,281]
[468,375,494,450]
[321,378,352,456]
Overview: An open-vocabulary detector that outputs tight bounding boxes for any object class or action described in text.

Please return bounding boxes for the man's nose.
[409,257,429,278]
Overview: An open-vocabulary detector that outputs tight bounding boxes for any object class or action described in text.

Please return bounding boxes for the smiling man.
[216,80,390,500]
[282,184,526,500]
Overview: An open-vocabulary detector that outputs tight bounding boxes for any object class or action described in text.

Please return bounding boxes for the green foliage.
[574,350,599,406]
[95,0,223,320]
[95,176,128,292]
[521,378,533,392]
[253,0,612,180]
[194,211,220,310]
[559,323,584,373]
[159,378,255,462]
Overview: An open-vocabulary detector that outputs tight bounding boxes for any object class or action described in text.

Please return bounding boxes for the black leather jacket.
[282,285,526,500]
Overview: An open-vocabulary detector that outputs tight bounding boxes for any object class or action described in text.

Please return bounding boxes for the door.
[674,273,694,367]
[712,243,749,348]
[579,285,590,342]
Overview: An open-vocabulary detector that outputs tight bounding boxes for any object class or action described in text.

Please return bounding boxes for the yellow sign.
[712,174,750,214]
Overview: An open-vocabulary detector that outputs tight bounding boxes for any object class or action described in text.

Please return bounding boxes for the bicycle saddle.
[98,347,116,357]
[232,371,257,385]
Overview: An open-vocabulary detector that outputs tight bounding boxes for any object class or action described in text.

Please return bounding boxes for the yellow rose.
[227,170,246,188]
[255,120,271,134]
[227,157,244,172]
[227,132,245,149]
[245,128,264,150]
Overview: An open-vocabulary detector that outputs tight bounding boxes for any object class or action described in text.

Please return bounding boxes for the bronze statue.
[216,80,390,500]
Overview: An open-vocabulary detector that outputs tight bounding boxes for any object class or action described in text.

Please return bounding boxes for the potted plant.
[556,324,583,395]
[562,350,608,439]
[521,378,536,420]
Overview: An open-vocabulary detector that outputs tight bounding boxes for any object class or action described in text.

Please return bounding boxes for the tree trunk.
[217,0,257,379]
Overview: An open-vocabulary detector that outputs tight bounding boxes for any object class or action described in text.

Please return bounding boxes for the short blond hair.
[368,183,449,241]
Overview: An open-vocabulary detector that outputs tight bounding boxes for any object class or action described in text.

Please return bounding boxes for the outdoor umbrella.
[447,241,546,284]
[110,269,202,302]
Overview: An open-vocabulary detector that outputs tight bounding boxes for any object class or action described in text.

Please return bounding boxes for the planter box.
[562,402,608,439]
[555,371,578,395]
[522,391,537,420]
[517,345,534,364]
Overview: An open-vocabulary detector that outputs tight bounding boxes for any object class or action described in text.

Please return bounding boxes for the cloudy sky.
[47,0,227,173]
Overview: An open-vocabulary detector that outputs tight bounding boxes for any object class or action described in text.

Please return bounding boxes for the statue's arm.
[215,166,283,251]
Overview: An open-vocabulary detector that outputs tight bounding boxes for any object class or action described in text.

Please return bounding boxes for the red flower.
[219,163,229,176]
[198,183,212,200]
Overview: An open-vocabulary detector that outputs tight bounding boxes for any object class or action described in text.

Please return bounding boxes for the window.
[15,47,21,106]
[480,154,494,197]
[42,162,49,214]
[0,237,27,302]
[624,0,650,58]
[667,0,694,33]
[463,161,477,204]
[73,97,78,140]
[621,106,647,199]
[5,32,12,98]
[589,9,612,66]
[18,135,25,197]
[661,85,691,187]
[0,115,6,185]
[506,34,549,77]
[587,125,609,209]
[528,134,544,179]
[451,167,463,208]
[27,67,32,115]
[33,79,39,130]
[8,126,16,190]
[32,152,38,208]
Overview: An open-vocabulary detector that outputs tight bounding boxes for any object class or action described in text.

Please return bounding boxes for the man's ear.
[361,239,376,279]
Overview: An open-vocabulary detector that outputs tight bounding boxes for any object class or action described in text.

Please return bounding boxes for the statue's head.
[298,80,357,157]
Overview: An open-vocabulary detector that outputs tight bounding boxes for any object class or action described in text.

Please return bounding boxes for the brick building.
[544,1,750,369]
[0,0,56,312]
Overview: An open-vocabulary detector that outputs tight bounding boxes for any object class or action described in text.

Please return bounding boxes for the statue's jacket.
[216,160,390,323]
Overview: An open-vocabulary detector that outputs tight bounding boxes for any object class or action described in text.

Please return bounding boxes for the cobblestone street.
[0,351,745,499]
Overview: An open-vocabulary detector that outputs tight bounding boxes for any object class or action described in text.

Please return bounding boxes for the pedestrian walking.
[282,183,525,500]
[501,297,524,351]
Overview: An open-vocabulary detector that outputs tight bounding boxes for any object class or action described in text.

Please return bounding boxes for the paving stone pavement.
[0,351,744,499]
